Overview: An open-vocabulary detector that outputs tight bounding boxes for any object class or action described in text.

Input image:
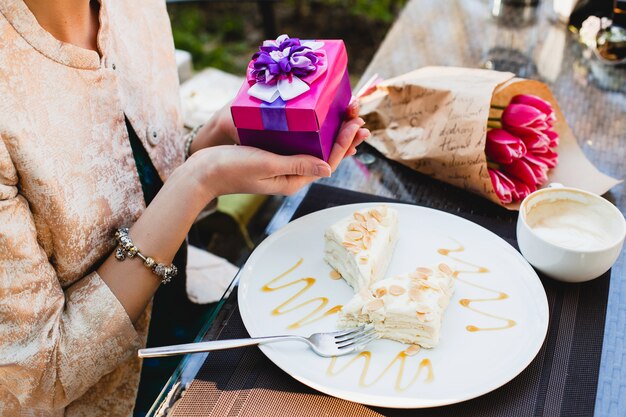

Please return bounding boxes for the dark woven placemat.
[170,184,610,417]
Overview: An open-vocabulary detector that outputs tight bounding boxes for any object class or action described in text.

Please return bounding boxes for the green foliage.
[168,5,254,73]
[168,1,405,73]
[307,0,407,23]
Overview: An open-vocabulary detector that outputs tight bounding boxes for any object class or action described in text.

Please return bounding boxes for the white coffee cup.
[517,185,625,282]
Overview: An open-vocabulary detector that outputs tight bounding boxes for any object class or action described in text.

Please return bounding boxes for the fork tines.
[335,324,377,351]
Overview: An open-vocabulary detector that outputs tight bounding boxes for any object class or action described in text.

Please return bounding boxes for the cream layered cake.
[338,264,456,348]
[324,206,399,292]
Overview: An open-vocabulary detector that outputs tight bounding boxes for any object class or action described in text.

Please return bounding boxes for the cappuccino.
[526,200,614,251]
[518,186,625,282]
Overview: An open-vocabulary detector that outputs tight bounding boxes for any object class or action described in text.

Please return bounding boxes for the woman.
[0,0,368,415]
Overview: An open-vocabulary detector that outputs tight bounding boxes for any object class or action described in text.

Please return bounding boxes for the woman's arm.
[102,110,368,321]
[0,116,364,409]
[0,135,143,409]
[98,110,368,321]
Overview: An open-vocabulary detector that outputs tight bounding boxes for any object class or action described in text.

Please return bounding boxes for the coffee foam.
[525,193,620,251]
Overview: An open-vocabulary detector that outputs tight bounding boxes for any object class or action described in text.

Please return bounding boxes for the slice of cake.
[324,205,399,292]
[338,264,456,348]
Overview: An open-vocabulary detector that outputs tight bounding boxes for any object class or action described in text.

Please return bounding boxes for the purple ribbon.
[260,97,288,131]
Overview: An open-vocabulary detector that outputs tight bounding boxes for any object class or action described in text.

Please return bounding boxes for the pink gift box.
[231,39,351,161]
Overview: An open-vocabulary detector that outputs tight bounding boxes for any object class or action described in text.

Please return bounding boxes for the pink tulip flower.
[510,94,556,124]
[517,130,551,152]
[510,175,536,201]
[523,155,549,184]
[488,168,514,204]
[546,129,559,148]
[485,129,527,164]
[487,94,559,204]
[528,148,558,169]
[502,104,550,136]
[502,156,549,187]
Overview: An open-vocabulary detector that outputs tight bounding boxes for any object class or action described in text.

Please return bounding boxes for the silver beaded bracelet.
[183,123,204,159]
[114,227,178,284]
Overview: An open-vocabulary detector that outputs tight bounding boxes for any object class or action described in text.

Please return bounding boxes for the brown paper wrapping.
[359,67,621,209]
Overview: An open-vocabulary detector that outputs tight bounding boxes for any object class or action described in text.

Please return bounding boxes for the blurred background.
[168,0,407,83]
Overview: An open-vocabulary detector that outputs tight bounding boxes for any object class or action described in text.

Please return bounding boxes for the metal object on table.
[491,0,540,21]
[596,25,626,64]
[485,0,541,76]
[595,0,626,64]
[355,150,377,165]
[138,325,376,358]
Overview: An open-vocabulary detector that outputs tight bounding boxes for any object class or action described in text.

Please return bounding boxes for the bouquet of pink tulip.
[356,67,611,209]
[486,94,559,204]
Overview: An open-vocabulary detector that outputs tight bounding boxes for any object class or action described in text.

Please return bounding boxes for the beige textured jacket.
[0,0,185,415]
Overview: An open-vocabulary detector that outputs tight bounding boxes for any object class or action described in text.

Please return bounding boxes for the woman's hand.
[189,101,370,162]
[97,102,368,324]
[328,101,369,170]
[186,145,329,198]
[186,103,369,198]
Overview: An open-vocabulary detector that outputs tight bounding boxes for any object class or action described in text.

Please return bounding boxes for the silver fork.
[138,324,377,358]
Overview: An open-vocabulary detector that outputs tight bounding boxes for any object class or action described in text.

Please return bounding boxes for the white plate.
[238,203,549,408]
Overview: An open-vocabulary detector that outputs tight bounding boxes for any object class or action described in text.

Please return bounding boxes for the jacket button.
[147,129,160,146]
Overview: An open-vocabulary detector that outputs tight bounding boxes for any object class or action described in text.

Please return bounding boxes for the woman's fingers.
[357,127,370,141]
[328,118,364,170]
[349,128,370,155]
[345,100,360,120]
[269,154,331,178]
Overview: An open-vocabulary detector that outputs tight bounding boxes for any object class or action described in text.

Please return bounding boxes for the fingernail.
[357,117,365,126]
[316,163,331,177]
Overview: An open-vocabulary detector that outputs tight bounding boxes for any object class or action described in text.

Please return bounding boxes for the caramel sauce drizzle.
[438,241,516,332]
[261,258,342,329]
[327,349,434,391]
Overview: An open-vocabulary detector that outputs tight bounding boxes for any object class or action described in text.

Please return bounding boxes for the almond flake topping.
[416,267,433,276]
[343,210,380,252]
[370,208,383,223]
[405,344,421,356]
[416,312,427,322]
[410,271,429,280]
[375,287,387,298]
[365,218,378,232]
[329,270,342,280]
[389,285,406,296]
[362,234,372,249]
[367,299,384,311]
[353,212,367,222]
[408,288,421,302]
[419,279,436,289]
[342,241,361,254]
[438,263,454,275]
[348,222,362,232]
[346,230,363,241]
